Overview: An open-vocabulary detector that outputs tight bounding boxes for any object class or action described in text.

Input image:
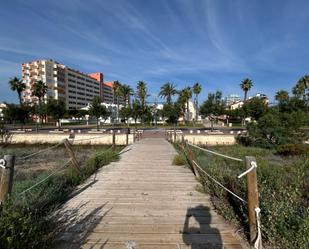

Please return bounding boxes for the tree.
[3,104,31,129]
[275,90,289,112]
[242,97,268,121]
[31,80,48,125]
[293,75,309,101]
[46,99,66,129]
[193,82,202,121]
[119,84,133,107]
[178,87,192,123]
[241,110,308,148]
[9,77,26,105]
[136,81,148,108]
[136,81,149,123]
[131,100,142,129]
[240,78,253,101]
[200,91,224,131]
[162,103,182,125]
[88,96,110,131]
[119,106,132,126]
[159,82,177,105]
[113,80,122,123]
[275,90,289,104]
[31,80,48,105]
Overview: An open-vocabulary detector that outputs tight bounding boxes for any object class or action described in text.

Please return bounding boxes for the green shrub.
[0,203,51,249]
[276,143,309,156]
[178,144,309,249]
[238,110,308,148]
[0,146,122,249]
[172,154,186,165]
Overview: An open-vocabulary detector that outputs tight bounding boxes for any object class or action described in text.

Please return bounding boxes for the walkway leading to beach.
[54,138,246,249]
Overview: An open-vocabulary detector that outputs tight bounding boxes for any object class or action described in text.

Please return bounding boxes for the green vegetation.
[240,78,253,101]
[0,145,123,249]
[46,99,66,128]
[200,91,225,130]
[8,77,25,105]
[88,96,110,131]
[176,143,309,249]
[172,154,186,165]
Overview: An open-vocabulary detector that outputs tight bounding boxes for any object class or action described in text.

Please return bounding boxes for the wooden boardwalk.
[54,138,246,249]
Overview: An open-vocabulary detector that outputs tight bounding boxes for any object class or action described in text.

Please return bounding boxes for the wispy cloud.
[0,0,308,103]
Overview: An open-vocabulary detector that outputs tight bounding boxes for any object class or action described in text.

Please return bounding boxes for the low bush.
[172,154,186,165]
[276,143,309,156]
[178,144,309,249]
[0,146,122,249]
[238,110,308,149]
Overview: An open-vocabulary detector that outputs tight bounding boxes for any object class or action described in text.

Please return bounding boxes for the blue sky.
[0,0,308,104]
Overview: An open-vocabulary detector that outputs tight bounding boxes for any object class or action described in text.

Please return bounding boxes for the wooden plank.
[54,138,247,249]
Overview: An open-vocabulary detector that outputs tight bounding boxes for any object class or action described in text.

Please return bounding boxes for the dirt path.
[54,138,246,249]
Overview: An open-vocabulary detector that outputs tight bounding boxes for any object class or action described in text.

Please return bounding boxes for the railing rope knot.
[238,161,257,179]
[0,159,6,169]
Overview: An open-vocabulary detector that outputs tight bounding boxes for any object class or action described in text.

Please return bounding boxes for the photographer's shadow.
[182,205,223,249]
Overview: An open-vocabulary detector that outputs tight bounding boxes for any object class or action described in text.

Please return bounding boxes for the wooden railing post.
[126,128,129,145]
[0,155,15,204]
[245,156,262,249]
[173,125,176,142]
[112,130,116,148]
[185,141,200,178]
[63,139,81,173]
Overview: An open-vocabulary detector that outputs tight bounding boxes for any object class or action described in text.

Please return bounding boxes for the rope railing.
[187,142,243,162]
[18,159,71,196]
[166,130,262,249]
[18,142,64,161]
[192,160,247,203]
[16,132,130,162]
[70,135,107,142]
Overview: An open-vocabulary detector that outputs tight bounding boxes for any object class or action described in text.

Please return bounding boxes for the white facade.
[186,100,198,121]
[22,59,101,110]
[0,103,6,119]
[229,101,244,110]
[225,94,241,106]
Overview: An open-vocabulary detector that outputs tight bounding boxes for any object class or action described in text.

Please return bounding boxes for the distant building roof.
[104,81,114,87]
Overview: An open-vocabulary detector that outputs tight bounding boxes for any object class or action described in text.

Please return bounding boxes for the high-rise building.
[102,81,115,103]
[22,59,101,110]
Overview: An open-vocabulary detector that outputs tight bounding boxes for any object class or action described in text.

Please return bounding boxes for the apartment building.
[21,59,101,110]
[102,81,115,103]
[22,60,66,105]
[86,75,125,105]
[66,68,100,109]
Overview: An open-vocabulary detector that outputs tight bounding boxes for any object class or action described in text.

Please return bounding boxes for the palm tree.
[159,82,177,105]
[120,84,133,107]
[31,80,48,105]
[275,90,289,112]
[192,82,202,121]
[113,80,122,123]
[178,87,192,122]
[275,90,289,104]
[240,78,253,101]
[136,81,148,108]
[136,81,149,124]
[9,77,26,105]
[293,75,309,101]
